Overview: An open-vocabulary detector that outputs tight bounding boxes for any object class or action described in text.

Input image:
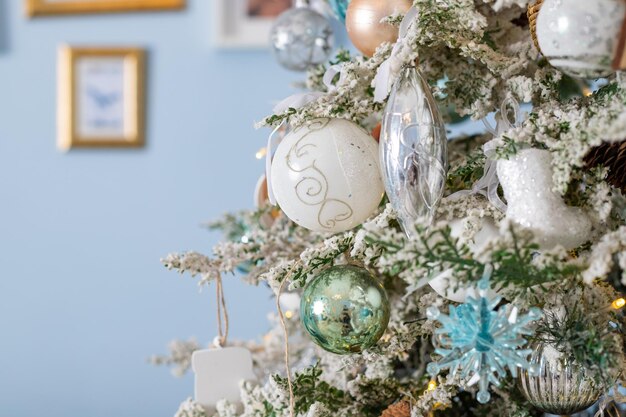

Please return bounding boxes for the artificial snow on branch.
[158,0,626,416]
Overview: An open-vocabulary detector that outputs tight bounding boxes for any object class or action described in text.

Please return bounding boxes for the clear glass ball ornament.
[269,6,334,72]
[300,265,390,354]
[519,341,602,415]
[536,0,626,78]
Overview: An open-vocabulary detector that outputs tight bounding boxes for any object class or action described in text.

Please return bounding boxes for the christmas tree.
[153,0,626,416]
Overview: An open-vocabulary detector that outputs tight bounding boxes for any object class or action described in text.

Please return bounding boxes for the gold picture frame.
[26,0,185,17]
[58,46,146,150]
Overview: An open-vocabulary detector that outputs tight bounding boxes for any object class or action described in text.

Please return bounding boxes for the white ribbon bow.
[272,64,345,114]
[265,123,288,206]
[272,92,325,115]
[447,96,523,213]
[372,6,419,103]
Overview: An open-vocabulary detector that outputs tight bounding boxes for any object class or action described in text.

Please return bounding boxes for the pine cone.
[527,0,544,53]
[584,140,626,191]
[380,401,411,417]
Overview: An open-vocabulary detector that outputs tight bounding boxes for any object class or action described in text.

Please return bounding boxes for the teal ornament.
[327,0,350,22]
[426,268,542,404]
[300,265,390,354]
[219,220,259,274]
[222,222,255,274]
[236,260,255,274]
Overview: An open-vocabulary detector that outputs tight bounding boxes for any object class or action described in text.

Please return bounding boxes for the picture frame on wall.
[26,0,185,17]
[213,0,292,48]
[57,46,146,150]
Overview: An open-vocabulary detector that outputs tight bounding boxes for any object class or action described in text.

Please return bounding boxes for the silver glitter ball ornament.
[269,6,334,72]
[519,341,602,415]
[535,0,626,78]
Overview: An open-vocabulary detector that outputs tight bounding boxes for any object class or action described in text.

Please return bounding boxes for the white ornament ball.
[429,270,499,304]
[429,218,500,303]
[270,118,384,233]
[497,148,591,250]
[428,269,465,303]
[536,0,626,78]
[448,217,500,255]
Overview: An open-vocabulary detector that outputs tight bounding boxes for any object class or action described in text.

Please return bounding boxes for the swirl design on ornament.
[286,119,354,230]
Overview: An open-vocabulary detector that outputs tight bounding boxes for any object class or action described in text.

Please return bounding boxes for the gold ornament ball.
[345,0,413,57]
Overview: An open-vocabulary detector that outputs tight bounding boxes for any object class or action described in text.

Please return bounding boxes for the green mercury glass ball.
[300,265,390,354]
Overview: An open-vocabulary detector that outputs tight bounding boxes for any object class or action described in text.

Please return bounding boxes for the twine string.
[215,273,229,347]
[276,275,296,417]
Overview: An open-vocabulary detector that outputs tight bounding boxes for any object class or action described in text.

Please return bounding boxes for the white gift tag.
[192,347,256,412]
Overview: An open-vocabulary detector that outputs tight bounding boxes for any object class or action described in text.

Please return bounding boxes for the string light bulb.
[284,310,294,319]
[427,380,437,391]
[612,297,625,310]
[256,147,267,160]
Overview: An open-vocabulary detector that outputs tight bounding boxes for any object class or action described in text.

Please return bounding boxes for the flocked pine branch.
[158,0,626,415]
[492,81,626,193]
[261,0,545,129]
[149,338,201,377]
[360,217,582,300]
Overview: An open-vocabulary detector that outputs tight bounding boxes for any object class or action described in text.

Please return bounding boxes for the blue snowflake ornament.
[426,273,542,404]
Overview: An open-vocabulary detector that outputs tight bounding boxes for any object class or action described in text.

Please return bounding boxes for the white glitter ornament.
[536,0,626,78]
[497,148,591,249]
[270,118,384,233]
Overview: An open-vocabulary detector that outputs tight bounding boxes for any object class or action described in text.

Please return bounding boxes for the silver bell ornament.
[379,66,448,238]
[519,341,602,415]
[269,0,334,72]
[535,0,626,78]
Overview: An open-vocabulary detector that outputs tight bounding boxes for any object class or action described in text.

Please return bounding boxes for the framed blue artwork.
[57,46,146,150]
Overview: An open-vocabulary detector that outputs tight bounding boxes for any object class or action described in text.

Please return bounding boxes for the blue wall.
[0,1,308,415]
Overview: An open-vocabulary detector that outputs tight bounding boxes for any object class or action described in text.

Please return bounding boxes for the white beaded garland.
[536,0,626,78]
[270,118,384,233]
